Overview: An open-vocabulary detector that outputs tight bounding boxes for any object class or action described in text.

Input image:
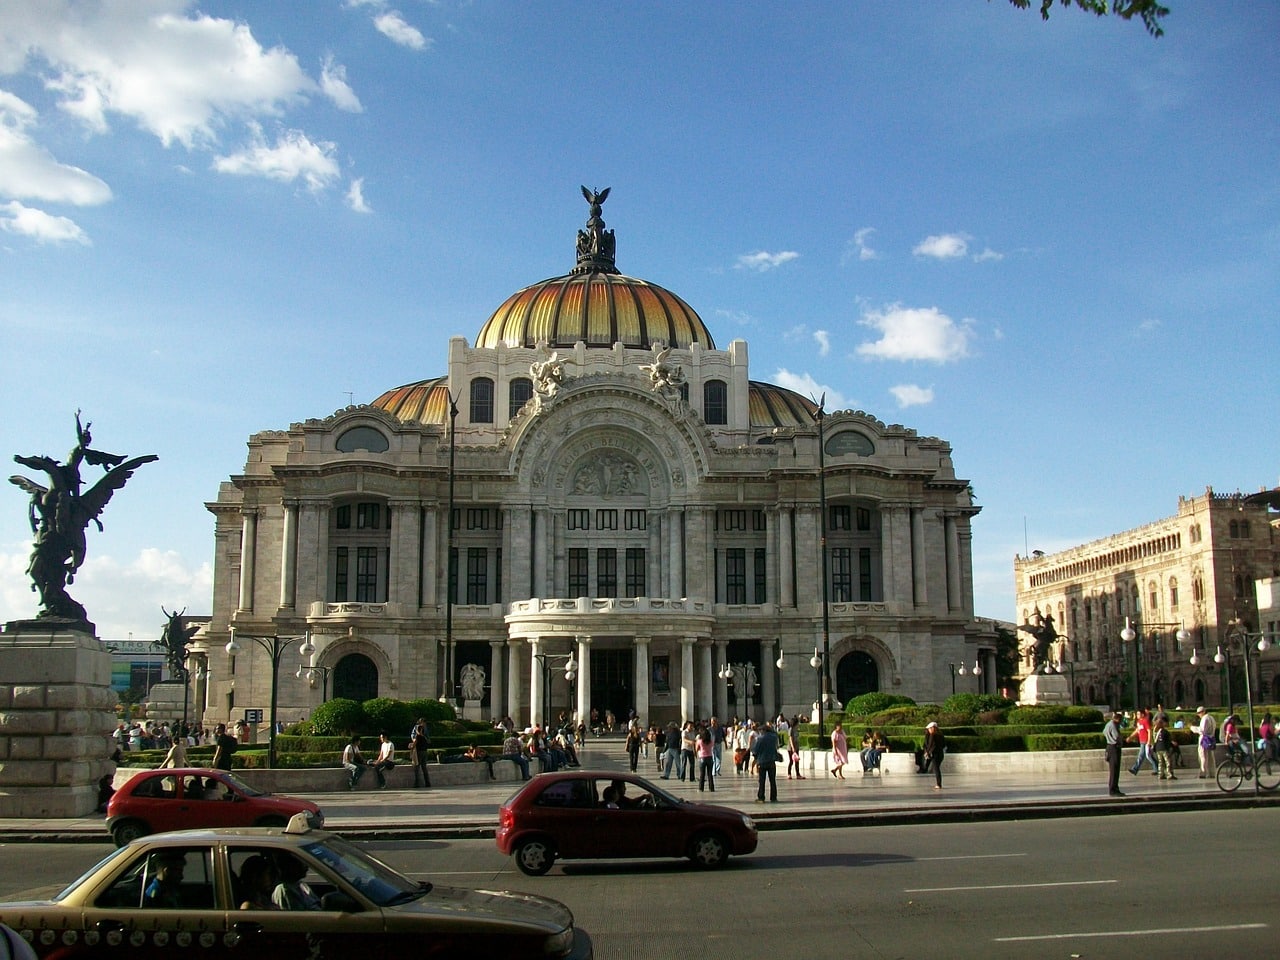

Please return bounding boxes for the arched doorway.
[333,653,378,702]
[835,651,878,705]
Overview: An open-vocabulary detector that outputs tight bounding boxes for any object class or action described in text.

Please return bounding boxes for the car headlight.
[741,815,756,830]
[541,926,574,957]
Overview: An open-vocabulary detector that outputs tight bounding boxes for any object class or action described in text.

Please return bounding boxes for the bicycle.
[1214,741,1280,793]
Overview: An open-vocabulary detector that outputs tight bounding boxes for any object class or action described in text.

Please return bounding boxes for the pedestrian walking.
[1151,716,1176,780]
[1103,711,1124,796]
[1193,706,1217,779]
[751,721,780,802]
[625,721,642,772]
[923,721,946,790]
[787,717,804,779]
[661,722,682,779]
[680,721,697,782]
[1127,708,1157,776]
[410,720,432,788]
[697,724,716,792]
[211,723,237,772]
[830,721,848,779]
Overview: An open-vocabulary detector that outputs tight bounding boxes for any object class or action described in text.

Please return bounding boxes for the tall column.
[506,639,523,726]
[489,640,506,722]
[575,636,592,727]
[911,507,928,607]
[634,637,650,725]
[421,507,438,607]
[760,639,777,719]
[238,510,257,612]
[889,507,913,606]
[387,499,415,606]
[679,637,695,722]
[713,640,730,718]
[279,501,298,609]
[879,507,895,607]
[533,509,549,598]
[765,509,779,606]
[648,521,662,599]
[945,514,961,612]
[508,508,531,601]
[500,508,514,605]
[668,509,685,598]
[779,507,795,608]
[698,641,713,720]
[528,638,544,728]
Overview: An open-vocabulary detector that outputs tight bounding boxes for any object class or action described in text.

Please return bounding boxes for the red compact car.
[496,770,757,875]
[106,768,323,847]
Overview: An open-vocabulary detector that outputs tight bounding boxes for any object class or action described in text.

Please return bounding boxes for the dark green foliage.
[943,693,1015,716]
[843,693,917,717]
[1028,732,1106,751]
[946,735,1027,753]
[1064,706,1105,723]
[308,699,366,735]
[1007,704,1073,725]
[868,706,937,727]
[404,698,457,723]
[361,697,414,734]
[1003,0,1168,37]
[976,709,1009,725]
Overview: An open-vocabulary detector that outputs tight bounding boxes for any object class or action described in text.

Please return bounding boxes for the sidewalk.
[2,744,1273,843]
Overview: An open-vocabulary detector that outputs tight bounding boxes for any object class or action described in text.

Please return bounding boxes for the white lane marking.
[905,879,1117,893]
[996,923,1267,942]
[914,853,1028,862]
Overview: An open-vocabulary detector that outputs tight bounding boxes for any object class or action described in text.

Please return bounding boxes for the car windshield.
[53,846,133,901]
[217,772,264,797]
[301,836,424,907]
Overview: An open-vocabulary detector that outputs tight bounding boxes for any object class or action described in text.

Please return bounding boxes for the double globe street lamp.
[947,661,982,695]
[1120,617,1190,710]
[532,653,577,730]
[224,626,311,768]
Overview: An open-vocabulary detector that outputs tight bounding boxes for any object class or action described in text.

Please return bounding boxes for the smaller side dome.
[749,381,819,429]
[371,376,450,425]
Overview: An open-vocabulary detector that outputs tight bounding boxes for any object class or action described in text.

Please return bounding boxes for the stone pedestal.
[1018,671,1070,706]
[0,621,117,817]
[461,698,483,722]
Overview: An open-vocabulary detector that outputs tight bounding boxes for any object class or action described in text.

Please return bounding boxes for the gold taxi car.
[0,815,591,959]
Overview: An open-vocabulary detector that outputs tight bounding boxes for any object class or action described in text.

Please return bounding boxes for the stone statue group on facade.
[9,413,157,626]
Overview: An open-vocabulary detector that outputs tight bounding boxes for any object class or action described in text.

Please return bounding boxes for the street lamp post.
[815,395,834,716]
[1206,619,1270,796]
[531,653,578,730]
[296,663,332,703]
[947,662,968,696]
[224,627,310,768]
[809,647,827,749]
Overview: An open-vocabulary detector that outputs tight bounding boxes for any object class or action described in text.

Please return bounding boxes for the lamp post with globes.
[296,663,332,703]
[532,653,578,730]
[1192,619,1270,796]
[1120,618,1191,710]
[947,662,969,696]
[224,626,310,769]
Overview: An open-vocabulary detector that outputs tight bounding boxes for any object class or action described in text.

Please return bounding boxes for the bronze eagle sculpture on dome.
[9,412,158,626]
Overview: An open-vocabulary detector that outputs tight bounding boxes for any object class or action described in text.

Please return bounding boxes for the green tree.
[117,687,144,720]
[994,626,1020,694]
[1003,0,1169,37]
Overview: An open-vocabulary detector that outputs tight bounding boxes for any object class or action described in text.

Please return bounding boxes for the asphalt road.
[3,808,1275,959]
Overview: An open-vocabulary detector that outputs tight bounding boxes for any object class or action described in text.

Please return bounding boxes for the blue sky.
[2,1,1277,640]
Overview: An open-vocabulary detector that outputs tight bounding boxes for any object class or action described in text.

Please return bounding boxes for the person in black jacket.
[923,721,946,790]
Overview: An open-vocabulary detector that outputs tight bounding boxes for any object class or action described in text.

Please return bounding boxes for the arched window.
[470,377,494,423]
[509,377,533,419]
[703,379,728,425]
[1169,577,1179,610]
[335,425,389,453]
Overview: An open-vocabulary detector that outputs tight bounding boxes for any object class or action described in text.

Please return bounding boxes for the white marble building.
[195,192,994,730]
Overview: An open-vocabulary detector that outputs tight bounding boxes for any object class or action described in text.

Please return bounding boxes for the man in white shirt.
[372,732,396,789]
[1193,706,1217,779]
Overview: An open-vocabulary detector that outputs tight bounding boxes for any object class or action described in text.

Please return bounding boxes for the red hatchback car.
[496,770,757,875]
[106,768,323,847]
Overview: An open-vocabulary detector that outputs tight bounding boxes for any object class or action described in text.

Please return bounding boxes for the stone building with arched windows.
[194,191,995,730]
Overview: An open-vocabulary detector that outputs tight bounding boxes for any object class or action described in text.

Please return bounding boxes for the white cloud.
[735,250,799,272]
[320,56,363,113]
[889,383,934,408]
[0,543,213,640]
[373,12,431,50]
[814,329,830,357]
[213,126,339,191]
[973,247,1003,262]
[1136,318,1161,335]
[913,233,969,259]
[0,199,89,244]
[0,90,113,205]
[346,177,371,213]
[846,226,879,262]
[856,303,974,363]
[7,4,318,149]
[772,369,848,411]
[714,308,752,325]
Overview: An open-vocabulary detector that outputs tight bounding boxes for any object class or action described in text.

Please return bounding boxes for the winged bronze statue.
[9,412,158,624]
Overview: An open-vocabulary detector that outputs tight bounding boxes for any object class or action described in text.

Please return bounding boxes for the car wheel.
[514,838,555,876]
[111,820,148,847]
[689,831,728,868]
[255,815,288,828]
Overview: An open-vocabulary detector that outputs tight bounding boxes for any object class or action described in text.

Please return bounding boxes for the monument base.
[1018,671,1070,706]
[461,699,483,722]
[0,622,116,817]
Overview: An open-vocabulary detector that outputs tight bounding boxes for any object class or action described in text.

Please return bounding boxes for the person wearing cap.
[1193,706,1217,779]
[1103,711,1125,797]
[922,721,946,789]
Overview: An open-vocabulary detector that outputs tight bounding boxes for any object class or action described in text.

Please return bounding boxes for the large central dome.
[473,187,715,351]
